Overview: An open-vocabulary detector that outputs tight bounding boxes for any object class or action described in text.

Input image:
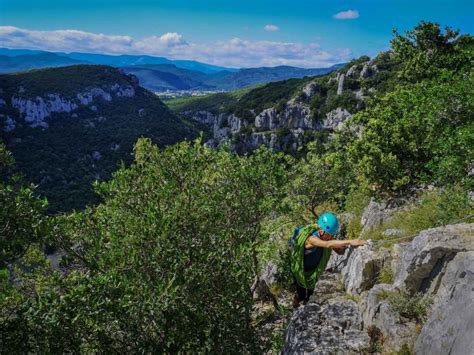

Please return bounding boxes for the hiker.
[290,212,366,308]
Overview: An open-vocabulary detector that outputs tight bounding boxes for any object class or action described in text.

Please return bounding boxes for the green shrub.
[276,127,291,138]
[364,186,474,241]
[377,263,394,284]
[349,73,474,197]
[1,139,291,353]
[379,290,431,323]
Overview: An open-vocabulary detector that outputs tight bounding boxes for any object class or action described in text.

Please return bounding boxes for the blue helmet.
[318,212,340,236]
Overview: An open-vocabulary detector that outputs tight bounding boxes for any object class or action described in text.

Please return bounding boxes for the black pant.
[293,275,314,302]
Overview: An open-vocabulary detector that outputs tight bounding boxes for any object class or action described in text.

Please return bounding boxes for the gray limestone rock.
[283,274,370,354]
[360,62,378,78]
[340,245,390,294]
[382,228,405,237]
[255,108,277,130]
[415,251,474,355]
[183,110,216,125]
[361,284,417,352]
[337,73,345,95]
[12,95,78,128]
[302,81,321,98]
[346,64,359,78]
[392,223,474,293]
[360,198,399,234]
[322,107,352,130]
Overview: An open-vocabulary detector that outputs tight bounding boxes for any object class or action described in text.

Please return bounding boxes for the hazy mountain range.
[0,48,344,91]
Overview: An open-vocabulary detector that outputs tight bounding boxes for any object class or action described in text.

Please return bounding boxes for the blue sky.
[1,0,473,67]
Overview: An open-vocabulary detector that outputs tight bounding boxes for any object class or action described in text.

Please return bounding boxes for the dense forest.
[1,22,473,352]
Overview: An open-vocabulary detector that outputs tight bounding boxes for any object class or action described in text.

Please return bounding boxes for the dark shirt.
[303,242,324,272]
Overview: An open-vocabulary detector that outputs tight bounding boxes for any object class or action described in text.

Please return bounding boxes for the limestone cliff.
[282,223,474,354]
[178,58,383,153]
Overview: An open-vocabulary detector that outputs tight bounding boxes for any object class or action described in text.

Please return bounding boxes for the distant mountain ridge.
[0,48,235,74]
[0,48,345,91]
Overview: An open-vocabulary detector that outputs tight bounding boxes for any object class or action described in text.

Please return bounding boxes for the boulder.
[392,223,474,293]
[322,107,352,130]
[415,251,474,355]
[360,198,399,234]
[340,244,390,294]
[361,284,417,352]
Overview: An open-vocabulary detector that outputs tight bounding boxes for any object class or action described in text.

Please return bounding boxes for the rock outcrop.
[340,245,390,294]
[392,223,474,293]
[337,73,345,95]
[180,59,381,152]
[415,251,474,354]
[7,83,136,129]
[322,107,352,131]
[283,222,474,354]
[282,273,371,354]
[360,197,400,234]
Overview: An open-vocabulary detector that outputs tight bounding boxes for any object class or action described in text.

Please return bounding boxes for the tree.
[349,73,474,197]
[0,141,49,268]
[391,21,474,82]
[1,138,290,352]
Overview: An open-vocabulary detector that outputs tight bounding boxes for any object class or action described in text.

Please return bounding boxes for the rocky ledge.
[283,223,474,354]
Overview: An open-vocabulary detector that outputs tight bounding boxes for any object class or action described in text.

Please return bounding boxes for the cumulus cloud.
[333,10,359,20]
[264,24,280,32]
[0,26,352,68]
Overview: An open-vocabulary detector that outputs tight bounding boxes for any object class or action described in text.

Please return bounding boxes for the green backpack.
[290,224,331,289]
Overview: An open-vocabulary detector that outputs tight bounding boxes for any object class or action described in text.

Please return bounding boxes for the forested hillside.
[0,65,200,211]
[1,22,473,353]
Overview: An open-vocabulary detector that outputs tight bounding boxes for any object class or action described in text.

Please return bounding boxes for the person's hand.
[350,239,366,247]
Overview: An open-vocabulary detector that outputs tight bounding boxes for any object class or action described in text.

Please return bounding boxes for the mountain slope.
[0,48,344,91]
[120,63,344,92]
[0,52,88,72]
[166,54,400,153]
[0,65,200,212]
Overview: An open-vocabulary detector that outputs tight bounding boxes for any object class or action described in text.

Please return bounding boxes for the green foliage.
[0,65,133,98]
[343,186,371,239]
[321,90,358,117]
[349,73,474,197]
[288,129,358,218]
[0,141,50,267]
[365,186,474,242]
[276,127,291,138]
[377,263,394,284]
[379,290,431,323]
[1,138,290,352]
[391,21,474,83]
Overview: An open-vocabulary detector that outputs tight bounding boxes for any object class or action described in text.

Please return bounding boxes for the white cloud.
[0,26,352,68]
[264,24,280,32]
[333,10,359,20]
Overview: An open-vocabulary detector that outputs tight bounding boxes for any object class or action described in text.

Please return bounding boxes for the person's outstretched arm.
[305,236,366,250]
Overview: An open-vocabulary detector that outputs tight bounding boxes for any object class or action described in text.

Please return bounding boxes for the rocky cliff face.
[4,83,136,130]
[282,223,474,354]
[180,59,380,152]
